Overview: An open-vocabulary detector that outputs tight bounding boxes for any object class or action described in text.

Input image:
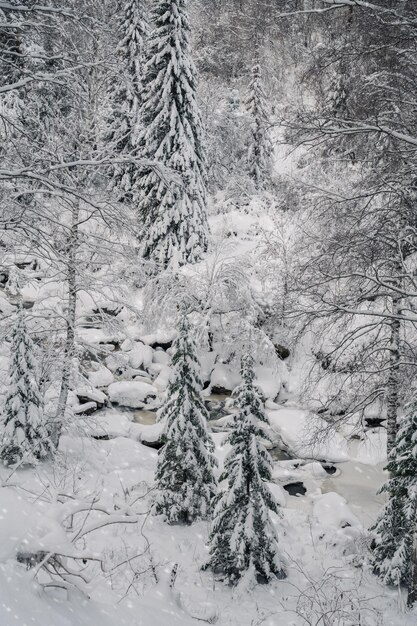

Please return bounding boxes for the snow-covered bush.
[0,309,53,466]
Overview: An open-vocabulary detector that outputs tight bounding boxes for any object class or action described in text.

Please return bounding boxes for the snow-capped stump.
[87,364,114,388]
[108,380,157,408]
[128,342,153,370]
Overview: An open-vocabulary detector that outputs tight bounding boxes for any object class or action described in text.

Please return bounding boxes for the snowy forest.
[0,0,417,624]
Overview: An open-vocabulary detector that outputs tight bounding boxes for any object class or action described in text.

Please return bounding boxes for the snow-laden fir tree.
[106,0,147,201]
[370,402,417,604]
[138,0,209,268]
[0,309,52,466]
[203,354,286,585]
[245,56,273,189]
[153,316,217,523]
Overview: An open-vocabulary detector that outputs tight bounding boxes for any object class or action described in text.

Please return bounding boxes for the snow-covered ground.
[0,399,412,626]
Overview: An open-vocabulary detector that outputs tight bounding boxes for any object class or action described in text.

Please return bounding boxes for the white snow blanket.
[268,407,349,462]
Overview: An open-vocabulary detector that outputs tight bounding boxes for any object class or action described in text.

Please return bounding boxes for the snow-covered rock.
[87,364,114,388]
[128,342,153,370]
[73,401,97,415]
[77,327,122,345]
[76,386,108,406]
[108,381,157,408]
[105,352,130,374]
[152,349,170,366]
[254,365,281,400]
[209,363,240,393]
[152,365,171,391]
[313,492,361,529]
[88,409,133,439]
[121,338,134,352]
[268,408,349,463]
[131,421,164,448]
[140,329,176,348]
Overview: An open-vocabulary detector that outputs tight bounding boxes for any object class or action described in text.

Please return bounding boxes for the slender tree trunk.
[51,202,79,448]
[407,525,417,607]
[386,295,401,456]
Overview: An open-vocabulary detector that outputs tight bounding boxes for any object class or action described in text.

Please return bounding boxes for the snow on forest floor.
[0,411,414,626]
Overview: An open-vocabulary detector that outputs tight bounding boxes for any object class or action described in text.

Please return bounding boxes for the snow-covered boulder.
[121,338,134,352]
[87,364,114,388]
[105,352,130,374]
[76,386,108,407]
[254,365,281,400]
[209,363,240,394]
[313,492,361,529]
[131,421,164,449]
[128,342,153,370]
[152,349,170,366]
[140,329,176,350]
[88,409,133,439]
[267,408,349,463]
[108,381,157,408]
[152,365,171,391]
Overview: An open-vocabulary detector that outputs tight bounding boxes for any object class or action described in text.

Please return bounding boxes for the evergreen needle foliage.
[245,59,273,189]
[371,403,417,598]
[0,309,52,466]
[106,0,148,201]
[153,316,217,523]
[138,0,209,268]
[204,354,286,586]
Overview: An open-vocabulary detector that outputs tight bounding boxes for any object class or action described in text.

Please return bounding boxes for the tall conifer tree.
[245,56,273,189]
[106,0,148,201]
[153,317,217,523]
[204,355,286,585]
[138,0,208,268]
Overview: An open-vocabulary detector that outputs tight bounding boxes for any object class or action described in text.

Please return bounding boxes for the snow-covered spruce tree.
[153,316,217,523]
[370,404,417,605]
[138,0,208,268]
[245,57,273,189]
[106,0,148,201]
[0,309,52,466]
[203,354,286,585]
